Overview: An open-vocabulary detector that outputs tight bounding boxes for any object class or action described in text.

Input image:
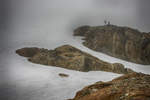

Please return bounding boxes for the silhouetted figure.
[104,20,107,25]
[108,21,110,26]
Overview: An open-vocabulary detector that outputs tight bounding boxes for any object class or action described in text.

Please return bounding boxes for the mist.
[0,0,149,48]
[0,0,149,49]
[0,0,150,100]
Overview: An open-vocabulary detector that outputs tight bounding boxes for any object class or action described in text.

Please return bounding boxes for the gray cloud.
[0,0,150,49]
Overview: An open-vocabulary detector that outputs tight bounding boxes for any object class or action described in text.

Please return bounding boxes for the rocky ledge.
[74,25,150,65]
[70,72,150,100]
[16,45,133,74]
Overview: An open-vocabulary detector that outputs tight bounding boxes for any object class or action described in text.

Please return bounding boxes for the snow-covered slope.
[0,0,150,100]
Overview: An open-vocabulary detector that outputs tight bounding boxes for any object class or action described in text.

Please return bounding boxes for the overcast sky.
[0,0,150,48]
[1,0,149,29]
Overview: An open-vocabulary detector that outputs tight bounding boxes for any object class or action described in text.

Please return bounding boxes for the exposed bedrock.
[16,45,134,74]
[74,25,150,65]
[70,72,150,100]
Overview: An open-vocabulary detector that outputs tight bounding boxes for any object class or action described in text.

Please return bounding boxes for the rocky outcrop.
[16,47,40,57]
[70,72,150,100]
[74,25,150,64]
[16,45,134,74]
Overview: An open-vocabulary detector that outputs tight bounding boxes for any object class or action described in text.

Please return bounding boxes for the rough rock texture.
[16,45,134,74]
[70,72,150,100]
[74,25,150,65]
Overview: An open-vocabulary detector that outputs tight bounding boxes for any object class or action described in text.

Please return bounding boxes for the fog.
[0,0,150,100]
[0,0,149,48]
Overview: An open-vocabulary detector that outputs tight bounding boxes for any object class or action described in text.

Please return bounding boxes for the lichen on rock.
[70,72,150,100]
[16,45,134,74]
[74,25,150,65]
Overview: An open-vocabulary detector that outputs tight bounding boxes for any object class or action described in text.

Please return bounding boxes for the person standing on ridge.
[104,20,107,25]
[108,21,110,26]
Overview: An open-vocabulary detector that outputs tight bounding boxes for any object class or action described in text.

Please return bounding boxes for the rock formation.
[74,25,150,65]
[16,45,134,74]
[70,72,150,100]
[16,47,40,57]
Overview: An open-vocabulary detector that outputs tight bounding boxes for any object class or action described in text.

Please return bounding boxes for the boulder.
[58,73,69,77]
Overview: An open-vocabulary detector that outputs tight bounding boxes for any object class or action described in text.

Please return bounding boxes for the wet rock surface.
[16,45,133,74]
[70,72,150,100]
[74,25,150,65]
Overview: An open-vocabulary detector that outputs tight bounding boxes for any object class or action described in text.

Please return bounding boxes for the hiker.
[104,20,107,25]
[108,21,110,25]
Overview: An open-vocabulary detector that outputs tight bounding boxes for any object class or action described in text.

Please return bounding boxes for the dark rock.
[70,72,150,100]
[16,45,134,74]
[73,25,150,65]
[16,47,40,57]
[58,73,69,77]
[74,25,90,36]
